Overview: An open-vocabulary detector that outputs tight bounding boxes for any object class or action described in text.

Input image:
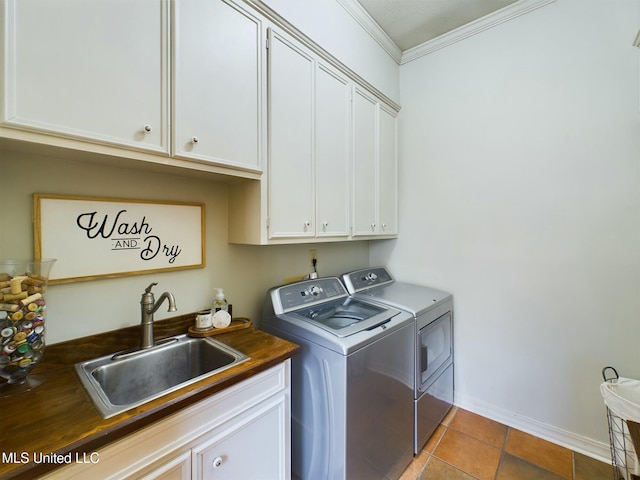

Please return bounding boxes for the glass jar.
[0,259,56,396]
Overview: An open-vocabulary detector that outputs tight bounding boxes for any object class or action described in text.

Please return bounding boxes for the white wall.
[2,150,369,343]
[371,0,640,459]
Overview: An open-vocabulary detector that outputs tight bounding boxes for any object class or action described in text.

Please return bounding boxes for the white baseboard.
[454,393,611,464]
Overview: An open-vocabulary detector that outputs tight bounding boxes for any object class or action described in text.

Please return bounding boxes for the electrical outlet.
[309,249,318,266]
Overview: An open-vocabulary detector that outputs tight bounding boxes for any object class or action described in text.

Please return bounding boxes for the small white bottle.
[212,288,228,312]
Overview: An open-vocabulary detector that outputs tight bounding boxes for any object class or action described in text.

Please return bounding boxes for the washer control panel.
[277,277,347,312]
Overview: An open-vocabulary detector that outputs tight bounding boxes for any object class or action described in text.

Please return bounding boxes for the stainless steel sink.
[75,334,249,418]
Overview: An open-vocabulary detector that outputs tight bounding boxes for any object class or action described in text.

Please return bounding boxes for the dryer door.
[418,311,452,391]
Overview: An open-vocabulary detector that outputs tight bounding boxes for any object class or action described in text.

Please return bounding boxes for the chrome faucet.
[140,282,177,349]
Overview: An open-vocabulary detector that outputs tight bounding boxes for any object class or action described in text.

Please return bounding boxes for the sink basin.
[75,334,249,418]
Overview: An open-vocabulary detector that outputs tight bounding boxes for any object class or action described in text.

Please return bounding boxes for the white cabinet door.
[352,88,378,237]
[192,396,288,480]
[139,452,191,480]
[173,0,263,172]
[315,64,350,238]
[378,105,398,235]
[2,0,168,153]
[267,29,314,239]
[352,88,399,237]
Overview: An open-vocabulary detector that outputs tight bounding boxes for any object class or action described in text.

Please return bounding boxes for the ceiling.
[356,0,519,51]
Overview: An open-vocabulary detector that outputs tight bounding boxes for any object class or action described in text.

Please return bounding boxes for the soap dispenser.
[212,288,228,312]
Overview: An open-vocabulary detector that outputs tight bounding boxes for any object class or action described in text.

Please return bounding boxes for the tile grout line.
[419,425,446,478]
[417,413,458,479]
[492,426,513,480]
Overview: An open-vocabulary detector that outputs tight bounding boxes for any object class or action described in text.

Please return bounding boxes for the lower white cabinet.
[41,361,291,480]
[192,396,286,479]
[139,452,191,480]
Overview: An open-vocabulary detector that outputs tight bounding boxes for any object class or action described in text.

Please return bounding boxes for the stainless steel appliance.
[262,277,415,480]
[342,267,454,454]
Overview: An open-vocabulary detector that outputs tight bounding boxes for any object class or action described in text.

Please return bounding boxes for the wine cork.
[10,276,27,294]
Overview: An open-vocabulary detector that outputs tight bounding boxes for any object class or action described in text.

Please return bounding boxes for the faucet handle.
[145,282,158,293]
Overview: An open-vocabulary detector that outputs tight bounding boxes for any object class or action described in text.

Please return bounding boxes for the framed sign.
[34,194,205,284]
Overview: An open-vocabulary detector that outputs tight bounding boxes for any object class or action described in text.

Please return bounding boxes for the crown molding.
[335,0,403,64]
[336,0,556,65]
[401,0,557,64]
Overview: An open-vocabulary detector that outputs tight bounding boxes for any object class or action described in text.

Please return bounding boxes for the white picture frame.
[34,194,205,284]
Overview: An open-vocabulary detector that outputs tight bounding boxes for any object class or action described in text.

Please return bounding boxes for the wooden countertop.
[0,314,299,479]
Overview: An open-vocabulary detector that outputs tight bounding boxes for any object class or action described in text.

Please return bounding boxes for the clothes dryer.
[342,267,454,453]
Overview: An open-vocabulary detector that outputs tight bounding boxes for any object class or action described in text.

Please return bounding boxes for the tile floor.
[400,407,613,480]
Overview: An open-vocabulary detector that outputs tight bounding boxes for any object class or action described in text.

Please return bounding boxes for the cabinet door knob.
[192,136,199,144]
[381,223,387,230]
[304,221,311,228]
[371,223,376,231]
[143,124,152,134]
[322,222,328,231]
[213,456,223,468]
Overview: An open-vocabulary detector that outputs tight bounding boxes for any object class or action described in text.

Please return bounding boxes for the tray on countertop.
[187,317,252,337]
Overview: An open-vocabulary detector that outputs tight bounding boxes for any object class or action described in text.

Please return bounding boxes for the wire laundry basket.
[602,367,640,480]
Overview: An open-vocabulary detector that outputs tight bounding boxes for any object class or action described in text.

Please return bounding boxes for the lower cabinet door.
[192,396,288,480]
[139,452,191,480]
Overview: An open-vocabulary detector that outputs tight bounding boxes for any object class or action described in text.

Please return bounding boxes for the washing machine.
[262,276,415,480]
[342,267,454,454]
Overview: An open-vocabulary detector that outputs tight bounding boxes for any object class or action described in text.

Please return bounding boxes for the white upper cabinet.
[352,87,398,237]
[315,64,351,238]
[352,88,378,236]
[267,29,315,239]
[228,18,398,244]
[173,0,264,172]
[1,0,399,243]
[266,27,351,241]
[1,0,169,153]
[377,105,398,235]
